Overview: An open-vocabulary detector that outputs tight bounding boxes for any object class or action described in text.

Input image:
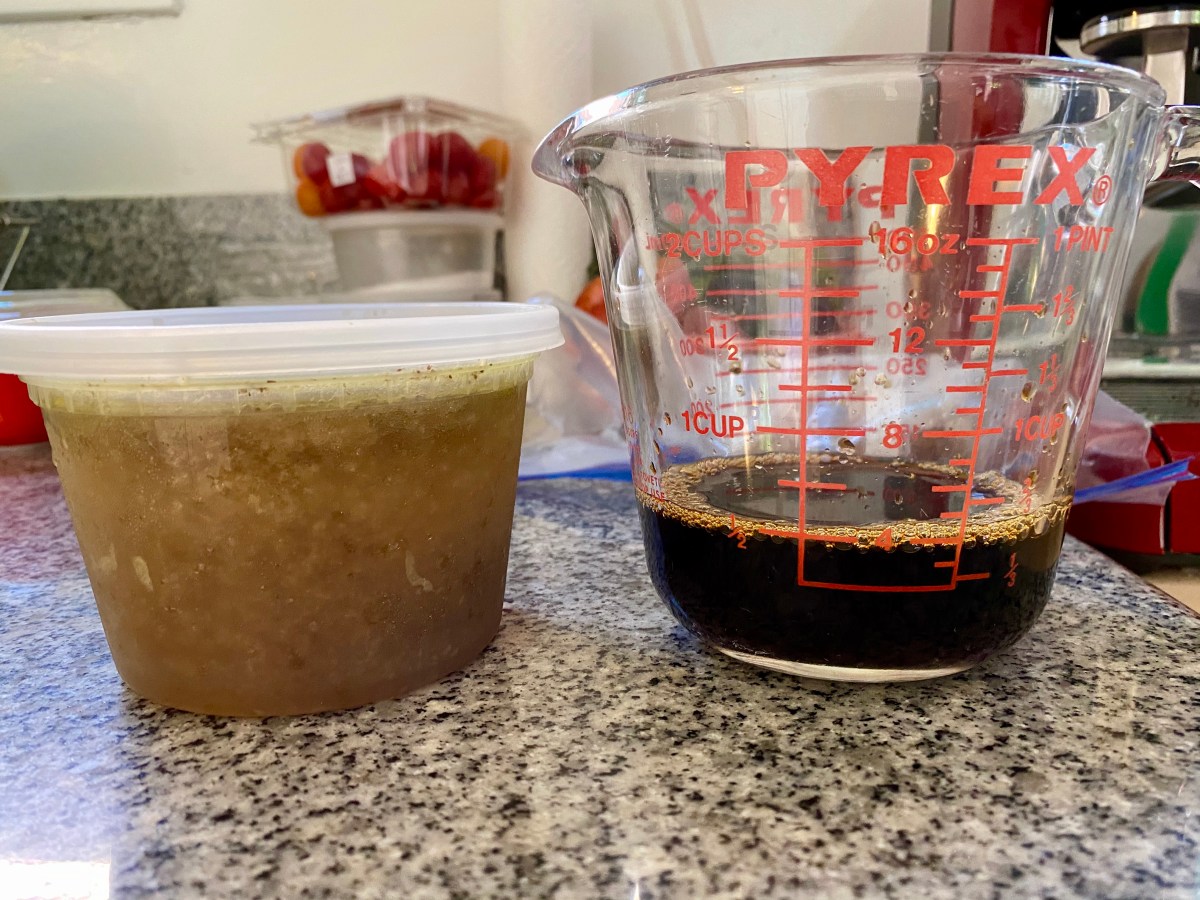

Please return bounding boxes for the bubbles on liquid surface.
[1021,382,1034,402]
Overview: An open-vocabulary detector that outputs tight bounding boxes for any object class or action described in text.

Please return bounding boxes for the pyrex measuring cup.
[534,54,1200,682]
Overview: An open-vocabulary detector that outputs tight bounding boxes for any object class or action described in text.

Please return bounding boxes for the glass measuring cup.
[534,54,1200,682]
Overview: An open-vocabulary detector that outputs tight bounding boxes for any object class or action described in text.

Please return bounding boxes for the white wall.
[0,0,503,198]
[0,0,934,200]
[592,0,935,97]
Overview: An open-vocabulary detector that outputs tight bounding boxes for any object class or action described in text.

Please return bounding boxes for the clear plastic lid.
[0,302,562,383]
[0,289,128,322]
[252,96,522,143]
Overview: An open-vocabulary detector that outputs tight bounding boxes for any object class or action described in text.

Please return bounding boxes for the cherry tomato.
[292,142,331,185]
[388,131,437,199]
[363,163,407,205]
[437,132,479,179]
[0,373,48,445]
[326,152,374,210]
[295,178,325,217]
[469,156,497,201]
[443,170,472,205]
[469,189,498,209]
[574,276,607,324]
[477,137,511,179]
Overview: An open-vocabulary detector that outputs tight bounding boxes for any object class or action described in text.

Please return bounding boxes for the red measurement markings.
[742,236,879,588]
[700,258,875,272]
[778,480,848,491]
[778,383,852,392]
[715,363,876,378]
[727,515,748,550]
[718,397,877,410]
[757,425,869,437]
[922,427,1004,439]
[711,308,877,322]
[755,337,876,347]
[706,285,877,298]
[936,238,1038,586]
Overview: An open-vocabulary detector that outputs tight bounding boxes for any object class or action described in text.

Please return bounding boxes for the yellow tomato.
[477,137,511,179]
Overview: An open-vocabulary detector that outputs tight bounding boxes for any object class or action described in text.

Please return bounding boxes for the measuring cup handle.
[1155,105,1200,185]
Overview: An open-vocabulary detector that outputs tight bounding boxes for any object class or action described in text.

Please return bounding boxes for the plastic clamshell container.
[253,96,521,219]
[0,289,129,446]
[323,209,501,293]
[0,303,562,716]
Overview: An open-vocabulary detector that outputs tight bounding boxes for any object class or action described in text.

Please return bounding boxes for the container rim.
[534,52,1168,181]
[320,209,504,232]
[252,95,524,143]
[0,302,563,383]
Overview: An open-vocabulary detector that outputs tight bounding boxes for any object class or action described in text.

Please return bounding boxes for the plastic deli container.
[0,289,129,445]
[324,209,501,292]
[0,303,562,716]
[253,96,521,219]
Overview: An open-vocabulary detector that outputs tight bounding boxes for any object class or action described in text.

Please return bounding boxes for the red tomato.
[441,168,472,205]
[470,156,496,199]
[0,373,48,445]
[363,163,407,204]
[326,152,374,210]
[574,277,607,324]
[437,132,479,178]
[388,131,437,199]
[292,142,331,185]
[469,190,498,209]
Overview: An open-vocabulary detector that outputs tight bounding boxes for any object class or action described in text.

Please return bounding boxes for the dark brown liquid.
[638,456,1069,674]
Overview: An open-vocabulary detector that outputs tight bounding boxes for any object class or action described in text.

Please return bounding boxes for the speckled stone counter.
[2,443,1198,899]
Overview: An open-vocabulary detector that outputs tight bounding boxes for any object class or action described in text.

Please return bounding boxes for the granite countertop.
[1,443,1199,899]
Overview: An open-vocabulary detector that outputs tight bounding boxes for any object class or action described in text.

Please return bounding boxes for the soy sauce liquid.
[638,457,1069,674]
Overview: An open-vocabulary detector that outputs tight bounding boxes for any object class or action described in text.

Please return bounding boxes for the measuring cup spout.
[532,115,579,189]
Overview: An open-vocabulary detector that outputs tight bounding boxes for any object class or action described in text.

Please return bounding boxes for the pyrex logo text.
[724,144,1098,212]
